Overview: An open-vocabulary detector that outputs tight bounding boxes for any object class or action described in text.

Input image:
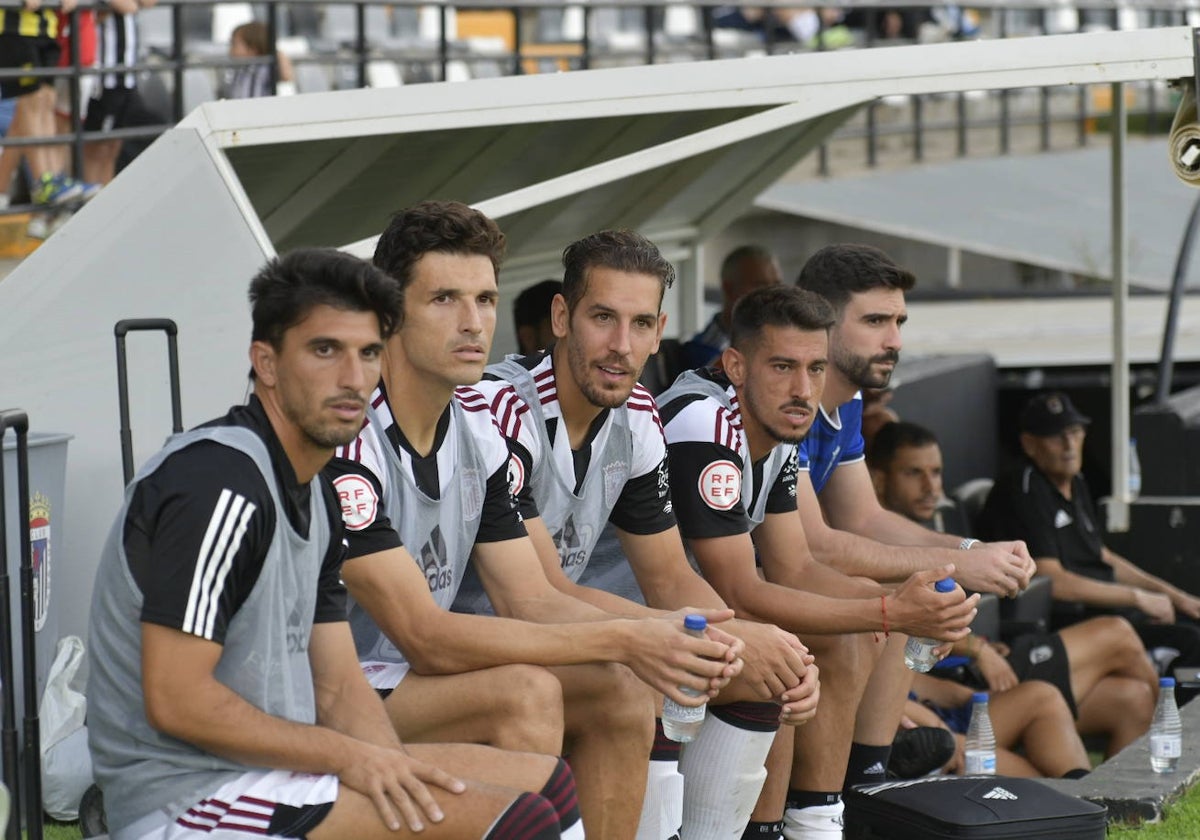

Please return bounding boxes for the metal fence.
[0,0,1193,216]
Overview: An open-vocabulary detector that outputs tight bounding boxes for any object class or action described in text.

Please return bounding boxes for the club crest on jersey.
[699,460,741,511]
[460,468,483,521]
[29,492,51,632]
[507,453,527,498]
[333,474,378,531]
[603,460,630,507]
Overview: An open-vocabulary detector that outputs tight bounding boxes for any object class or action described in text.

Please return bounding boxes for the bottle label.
[662,700,706,724]
[965,751,996,774]
[1151,734,1182,759]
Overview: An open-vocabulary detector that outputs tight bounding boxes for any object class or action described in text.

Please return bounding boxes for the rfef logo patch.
[333,473,379,531]
[699,460,741,511]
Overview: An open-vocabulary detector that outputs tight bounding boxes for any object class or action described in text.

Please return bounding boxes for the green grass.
[1109,779,1200,837]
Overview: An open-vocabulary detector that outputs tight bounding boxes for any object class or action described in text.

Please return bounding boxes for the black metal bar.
[913,94,923,162]
[267,2,280,96]
[818,143,829,176]
[644,5,656,65]
[511,5,523,76]
[114,320,183,486]
[171,3,184,122]
[580,3,591,70]
[999,9,1009,154]
[1040,86,1050,150]
[702,5,715,61]
[13,418,39,840]
[1155,192,1200,403]
[356,3,368,89]
[68,7,84,180]
[0,412,23,840]
[957,91,968,156]
[439,4,449,81]
[1078,85,1087,147]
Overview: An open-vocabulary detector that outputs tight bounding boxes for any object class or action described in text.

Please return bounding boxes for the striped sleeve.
[128,442,276,645]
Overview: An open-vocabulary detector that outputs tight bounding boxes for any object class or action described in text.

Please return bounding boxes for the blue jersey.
[797,393,866,495]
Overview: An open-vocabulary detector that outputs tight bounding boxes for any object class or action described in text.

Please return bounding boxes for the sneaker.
[31,173,84,207]
[887,726,956,779]
[783,802,844,839]
[26,213,50,239]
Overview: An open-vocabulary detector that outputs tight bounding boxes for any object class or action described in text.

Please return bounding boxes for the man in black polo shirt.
[977,391,1200,672]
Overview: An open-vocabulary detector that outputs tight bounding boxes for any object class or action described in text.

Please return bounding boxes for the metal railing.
[0,0,1192,218]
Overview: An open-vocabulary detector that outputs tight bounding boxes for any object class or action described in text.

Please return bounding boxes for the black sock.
[539,757,581,832]
[843,742,891,792]
[786,789,842,810]
[484,792,559,840]
[741,818,784,839]
[1061,767,1090,780]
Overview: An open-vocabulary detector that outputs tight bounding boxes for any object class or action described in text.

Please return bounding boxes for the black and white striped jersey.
[123,395,347,645]
[96,5,136,89]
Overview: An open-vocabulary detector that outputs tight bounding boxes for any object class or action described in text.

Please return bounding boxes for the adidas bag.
[844,775,1107,839]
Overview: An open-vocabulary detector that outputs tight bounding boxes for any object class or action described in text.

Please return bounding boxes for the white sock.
[560,818,585,840]
[782,802,845,840]
[679,712,776,840]
[635,759,684,840]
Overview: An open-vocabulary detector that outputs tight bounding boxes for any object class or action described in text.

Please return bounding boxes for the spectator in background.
[872,419,1157,757]
[680,244,781,370]
[868,420,969,536]
[225,20,294,99]
[512,278,560,355]
[82,0,163,185]
[859,386,900,453]
[977,392,1200,675]
[0,0,98,223]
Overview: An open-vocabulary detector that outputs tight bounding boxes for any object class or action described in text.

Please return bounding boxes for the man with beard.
[88,248,585,840]
[657,286,976,840]
[467,230,937,840]
[783,243,1035,836]
[325,202,745,840]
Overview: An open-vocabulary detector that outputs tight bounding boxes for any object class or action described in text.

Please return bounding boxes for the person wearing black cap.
[976,391,1200,673]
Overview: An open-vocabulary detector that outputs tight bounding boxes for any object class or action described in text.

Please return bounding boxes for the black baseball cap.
[1019,392,1092,436]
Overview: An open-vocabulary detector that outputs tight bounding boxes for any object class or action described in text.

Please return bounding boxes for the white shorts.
[54,73,98,120]
[361,659,411,691]
[119,769,339,840]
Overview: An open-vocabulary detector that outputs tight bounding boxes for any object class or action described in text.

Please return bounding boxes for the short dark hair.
[513,279,562,333]
[729,285,835,351]
[561,229,674,314]
[231,20,269,55]
[373,200,506,323]
[720,244,775,283]
[867,421,939,471]
[795,244,916,314]
[249,248,402,350]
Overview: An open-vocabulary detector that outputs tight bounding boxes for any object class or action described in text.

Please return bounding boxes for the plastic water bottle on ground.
[904,577,958,672]
[661,614,708,742]
[964,692,997,775]
[1151,676,1182,773]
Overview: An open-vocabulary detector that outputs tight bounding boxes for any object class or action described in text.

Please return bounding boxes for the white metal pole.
[1109,80,1132,532]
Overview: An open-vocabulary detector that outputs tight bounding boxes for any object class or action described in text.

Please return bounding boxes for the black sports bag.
[844,775,1107,839]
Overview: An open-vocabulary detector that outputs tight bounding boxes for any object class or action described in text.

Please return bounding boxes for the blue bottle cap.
[972,692,989,703]
[684,614,708,631]
[1161,676,1176,688]
[935,577,957,593]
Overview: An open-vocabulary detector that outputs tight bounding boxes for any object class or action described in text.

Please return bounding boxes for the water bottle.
[1151,676,1182,773]
[661,614,708,742]
[1128,438,1142,500]
[964,692,997,775]
[904,577,958,672]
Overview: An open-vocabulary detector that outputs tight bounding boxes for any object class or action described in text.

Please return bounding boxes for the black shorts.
[0,34,60,98]
[1006,632,1077,717]
[84,86,158,132]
